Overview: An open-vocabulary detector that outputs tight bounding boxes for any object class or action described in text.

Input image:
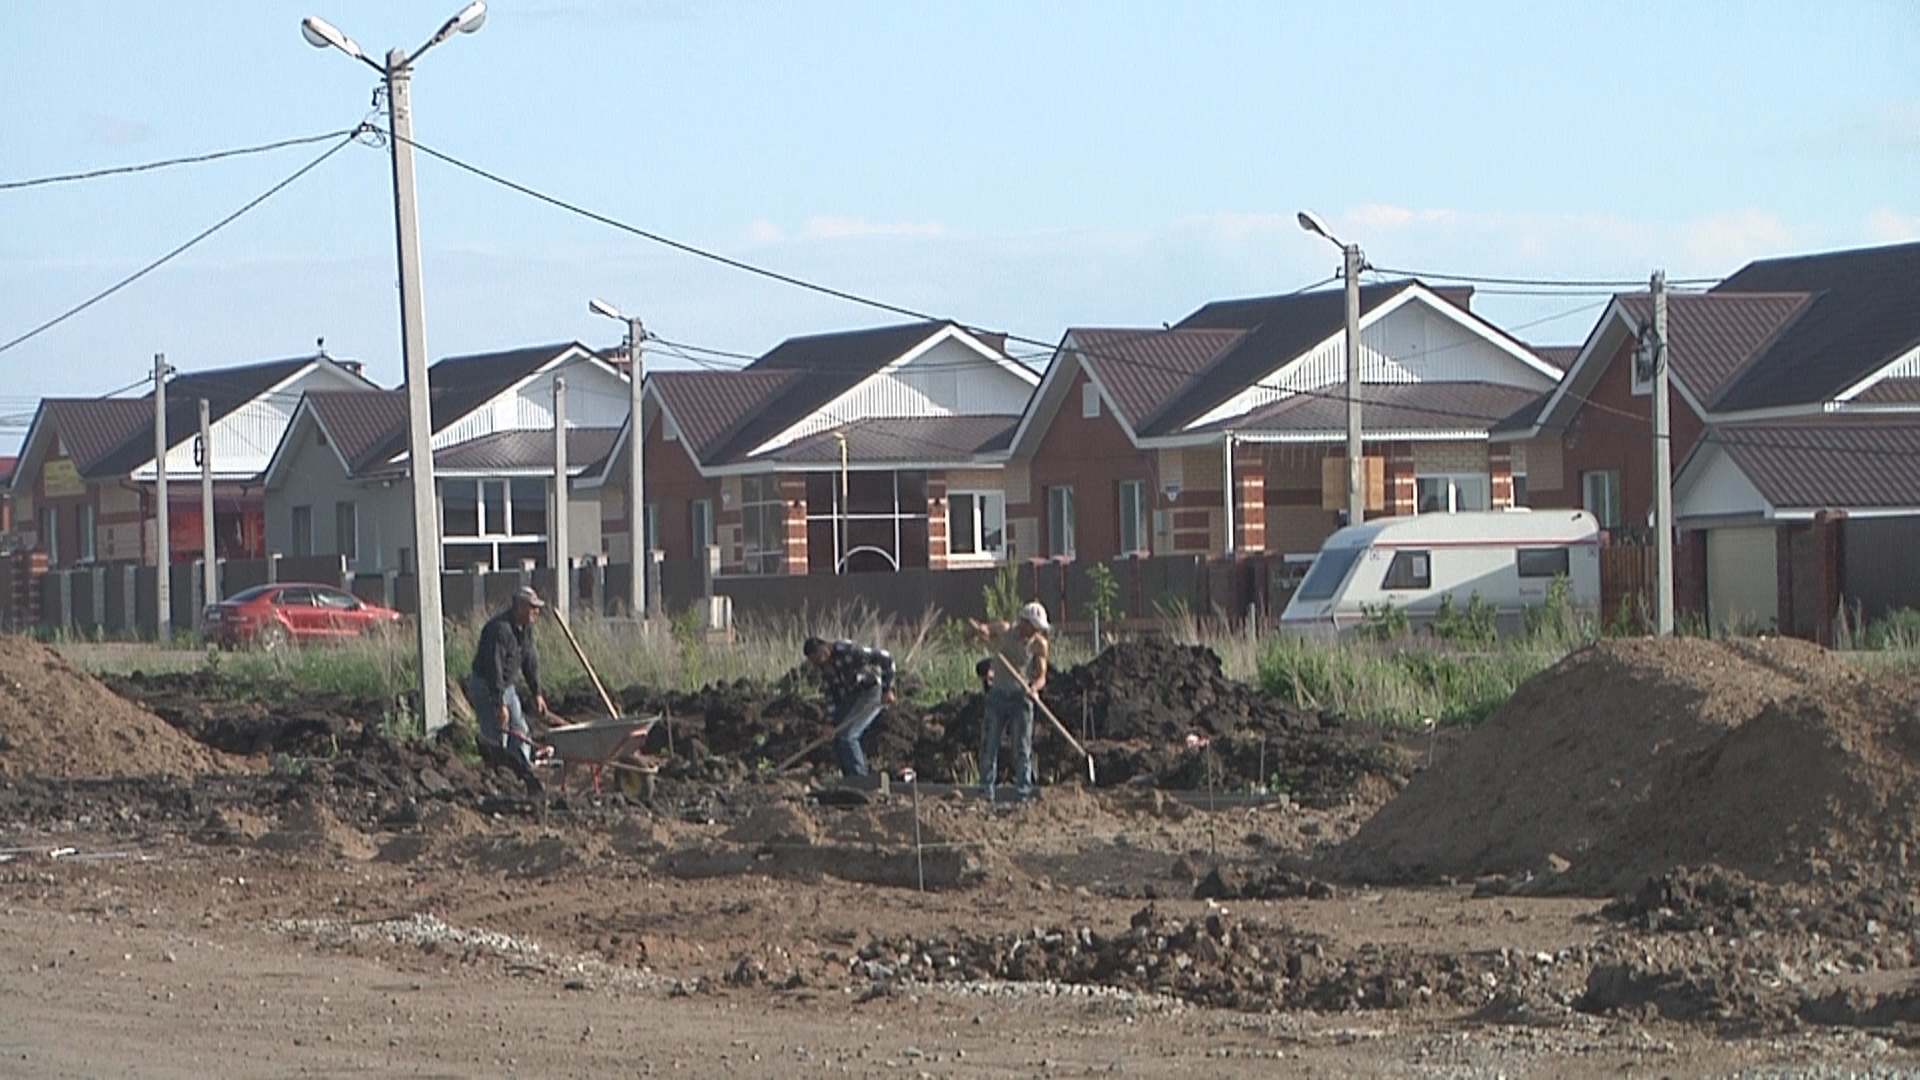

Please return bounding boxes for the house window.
[948,491,1006,558]
[290,505,313,557]
[1047,486,1075,558]
[1382,549,1431,590]
[1416,474,1490,514]
[334,501,358,563]
[690,498,714,553]
[1117,480,1148,556]
[1517,547,1570,578]
[441,478,551,569]
[40,506,59,566]
[739,474,785,575]
[802,470,932,573]
[1583,470,1622,528]
[1512,473,1529,508]
[76,504,96,564]
[1081,382,1101,419]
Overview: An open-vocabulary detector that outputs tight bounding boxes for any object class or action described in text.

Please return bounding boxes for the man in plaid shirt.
[803,636,896,779]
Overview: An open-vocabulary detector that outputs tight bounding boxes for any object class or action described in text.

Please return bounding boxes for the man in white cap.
[468,585,551,796]
[967,601,1051,801]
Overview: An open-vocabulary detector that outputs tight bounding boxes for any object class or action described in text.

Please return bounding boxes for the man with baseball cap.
[967,601,1051,801]
[468,584,550,796]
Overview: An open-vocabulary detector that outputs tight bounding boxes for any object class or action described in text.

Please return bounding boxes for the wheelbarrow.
[540,714,661,796]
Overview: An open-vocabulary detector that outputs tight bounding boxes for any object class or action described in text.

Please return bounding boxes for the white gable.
[1674,443,1773,523]
[1189,290,1560,431]
[751,327,1037,455]
[133,361,369,482]
[1835,342,1920,404]
[429,348,629,451]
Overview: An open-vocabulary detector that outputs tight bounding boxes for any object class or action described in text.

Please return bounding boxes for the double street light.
[589,299,648,617]
[301,2,487,733]
[1298,211,1368,529]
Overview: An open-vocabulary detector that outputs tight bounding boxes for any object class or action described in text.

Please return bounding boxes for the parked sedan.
[203,583,404,651]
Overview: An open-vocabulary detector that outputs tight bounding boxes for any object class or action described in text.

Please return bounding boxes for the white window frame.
[1415,473,1490,514]
[40,506,59,566]
[739,474,785,575]
[1047,485,1076,558]
[440,478,551,569]
[1081,382,1101,419]
[690,498,714,553]
[76,504,96,564]
[1117,479,1148,556]
[290,505,313,557]
[947,490,1006,560]
[1511,472,1529,508]
[1583,469,1622,528]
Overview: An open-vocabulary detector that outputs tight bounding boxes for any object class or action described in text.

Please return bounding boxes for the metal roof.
[1711,415,1920,510]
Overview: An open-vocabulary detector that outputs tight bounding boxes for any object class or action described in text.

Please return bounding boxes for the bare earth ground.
[1,800,1913,1079]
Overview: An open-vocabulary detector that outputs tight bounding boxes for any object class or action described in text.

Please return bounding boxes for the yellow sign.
[42,458,83,498]
[1321,455,1386,512]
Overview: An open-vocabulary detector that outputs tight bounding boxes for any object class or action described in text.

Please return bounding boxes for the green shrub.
[1866,608,1920,652]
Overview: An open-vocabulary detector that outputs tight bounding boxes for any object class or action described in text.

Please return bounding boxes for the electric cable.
[0,129,361,192]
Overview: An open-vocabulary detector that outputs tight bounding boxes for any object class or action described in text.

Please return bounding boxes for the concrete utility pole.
[590,299,646,616]
[153,353,171,643]
[301,4,486,732]
[1343,241,1365,527]
[199,398,217,618]
[551,374,569,624]
[1651,270,1675,636]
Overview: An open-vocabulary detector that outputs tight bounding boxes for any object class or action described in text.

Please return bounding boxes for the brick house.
[1495,240,1920,635]
[1003,282,1565,566]
[6,354,373,570]
[583,320,1038,575]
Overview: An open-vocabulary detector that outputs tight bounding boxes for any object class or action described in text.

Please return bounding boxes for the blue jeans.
[980,689,1034,796]
[832,685,885,778]
[470,677,531,771]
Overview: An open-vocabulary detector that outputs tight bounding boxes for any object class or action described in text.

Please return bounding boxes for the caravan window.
[1517,547,1571,578]
[1296,546,1364,602]
[1382,550,1431,590]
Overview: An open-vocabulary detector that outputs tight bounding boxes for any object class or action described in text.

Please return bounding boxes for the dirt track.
[4,636,1920,1075]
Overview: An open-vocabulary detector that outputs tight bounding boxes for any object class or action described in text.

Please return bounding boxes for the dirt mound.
[0,637,229,779]
[1332,637,1891,890]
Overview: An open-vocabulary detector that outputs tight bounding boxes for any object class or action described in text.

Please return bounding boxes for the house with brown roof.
[1495,240,1920,636]
[1003,282,1564,566]
[261,343,627,573]
[5,354,374,570]
[583,320,1037,575]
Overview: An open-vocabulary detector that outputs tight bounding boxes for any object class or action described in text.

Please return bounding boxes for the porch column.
[1814,510,1847,646]
[779,474,809,575]
[927,474,950,570]
[1386,443,1417,517]
[1232,444,1265,553]
[1489,443,1515,509]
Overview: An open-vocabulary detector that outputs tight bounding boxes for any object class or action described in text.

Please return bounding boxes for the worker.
[967,601,1051,802]
[802,636,896,780]
[469,585,550,797]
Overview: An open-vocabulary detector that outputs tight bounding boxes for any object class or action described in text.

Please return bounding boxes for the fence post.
[59,570,75,634]
[384,568,400,609]
[646,551,664,619]
[92,565,107,630]
[190,561,205,633]
[267,552,281,584]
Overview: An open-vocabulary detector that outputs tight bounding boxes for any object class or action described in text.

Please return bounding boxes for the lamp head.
[451,1,488,33]
[1296,210,1332,240]
[588,298,622,320]
[300,15,366,60]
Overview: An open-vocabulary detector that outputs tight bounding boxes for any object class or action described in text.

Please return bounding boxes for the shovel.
[1001,662,1097,784]
[551,609,621,721]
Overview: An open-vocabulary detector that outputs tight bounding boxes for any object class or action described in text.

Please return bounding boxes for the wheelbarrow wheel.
[619,769,646,799]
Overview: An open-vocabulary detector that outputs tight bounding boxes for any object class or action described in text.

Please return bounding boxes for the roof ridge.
[1700,291,1823,410]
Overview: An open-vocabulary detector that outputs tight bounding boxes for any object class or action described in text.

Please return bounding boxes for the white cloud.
[1865,209,1920,244]
[1675,210,1800,268]
[800,216,945,240]
[745,218,785,243]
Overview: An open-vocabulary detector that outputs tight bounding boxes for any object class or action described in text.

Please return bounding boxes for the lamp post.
[301,2,488,733]
[589,299,647,617]
[1298,211,1367,528]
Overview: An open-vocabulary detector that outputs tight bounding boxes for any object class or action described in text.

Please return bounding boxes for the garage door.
[1707,526,1778,633]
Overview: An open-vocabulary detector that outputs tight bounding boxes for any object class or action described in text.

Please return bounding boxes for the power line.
[0,129,362,192]
[1366,265,1722,289]
[0,128,364,357]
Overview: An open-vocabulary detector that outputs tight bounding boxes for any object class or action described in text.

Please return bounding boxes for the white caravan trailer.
[1279,509,1603,637]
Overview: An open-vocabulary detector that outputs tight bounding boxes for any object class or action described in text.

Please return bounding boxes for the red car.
[203,583,404,651]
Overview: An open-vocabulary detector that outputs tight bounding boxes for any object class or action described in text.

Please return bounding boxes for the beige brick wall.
[1002,462,1031,506]
[1007,516,1039,561]
[1412,441,1490,474]
[1266,505,1340,556]
[1520,437,1563,492]
[945,468,1001,492]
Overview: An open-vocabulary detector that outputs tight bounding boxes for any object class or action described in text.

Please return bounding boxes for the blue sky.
[2,0,1915,449]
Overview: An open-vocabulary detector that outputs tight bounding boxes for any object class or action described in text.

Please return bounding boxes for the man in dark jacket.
[803,636,895,779]
[469,585,549,795]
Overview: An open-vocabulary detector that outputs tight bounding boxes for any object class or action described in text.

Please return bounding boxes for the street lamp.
[301,2,487,734]
[1298,210,1367,528]
[589,299,647,617]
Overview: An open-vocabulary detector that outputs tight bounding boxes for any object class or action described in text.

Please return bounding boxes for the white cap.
[1019,601,1051,633]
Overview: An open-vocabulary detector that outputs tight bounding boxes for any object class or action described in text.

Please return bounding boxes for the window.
[334,501,358,563]
[690,498,714,552]
[1382,549,1432,590]
[1583,470,1622,527]
[275,586,315,608]
[1512,473,1529,508]
[1517,547,1571,578]
[509,478,546,538]
[290,505,313,557]
[1081,382,1101,419]
[440,479,551,568]
[948,491,1006,558]
[314,587,357,610]
[802,470,932,573]
[644,504,660,553]
[1416,474,1491,514]
[76,504,96,564]
[739,474,785,575]
[39,506,58,566]
[1118,480,1148,556]
[1047,486,1075,558]
[1297,546,1363,602]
